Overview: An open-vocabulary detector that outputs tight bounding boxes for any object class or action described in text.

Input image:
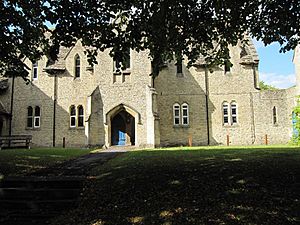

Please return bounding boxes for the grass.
[0,148,92,176]
[51,146,300,225]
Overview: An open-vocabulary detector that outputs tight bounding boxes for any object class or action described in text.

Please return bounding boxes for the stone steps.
[0,176,85,225]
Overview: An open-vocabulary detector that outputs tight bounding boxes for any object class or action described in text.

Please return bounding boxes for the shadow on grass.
[0,148,93,176]
[51,148,300,225]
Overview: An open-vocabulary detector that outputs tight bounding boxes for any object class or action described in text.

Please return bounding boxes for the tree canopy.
[1,0,300,78]
[259,81,279,90]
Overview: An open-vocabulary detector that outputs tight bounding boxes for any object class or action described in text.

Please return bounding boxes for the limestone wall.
[2,41,298,147]
[8,41,153,147]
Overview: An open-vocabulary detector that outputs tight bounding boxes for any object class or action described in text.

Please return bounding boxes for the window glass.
[176,59,183,74]
[224,60,231,73]
[75,55,80,78]
[35,106,40,116]
[32,61,38,79]
[34,117,40,127]
[231,103,237,124]
[273,106,277,124]
[182,103,189,125]
[78,105,84,127]
[70,105,76,127]
[34,106,41,128]
[223,103,229,125]
[27,106,33,128]
[173,104,180,125]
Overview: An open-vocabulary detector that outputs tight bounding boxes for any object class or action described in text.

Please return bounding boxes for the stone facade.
[0,40,299,147]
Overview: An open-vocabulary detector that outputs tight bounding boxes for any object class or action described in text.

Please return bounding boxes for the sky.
[253,39,296,89]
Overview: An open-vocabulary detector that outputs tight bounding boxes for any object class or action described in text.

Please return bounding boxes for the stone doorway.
[111,110,135,146]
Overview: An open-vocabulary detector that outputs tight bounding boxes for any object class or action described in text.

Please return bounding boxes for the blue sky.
[253,39,296,89]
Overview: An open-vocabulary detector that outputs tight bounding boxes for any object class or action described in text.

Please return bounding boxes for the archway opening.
[111,110,135,146]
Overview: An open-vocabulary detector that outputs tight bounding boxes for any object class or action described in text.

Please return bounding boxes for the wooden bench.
[0,135,32,149]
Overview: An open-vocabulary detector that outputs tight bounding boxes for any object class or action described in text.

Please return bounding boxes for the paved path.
[31,149,126,177]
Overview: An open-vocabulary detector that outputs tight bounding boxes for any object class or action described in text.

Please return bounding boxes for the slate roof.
[44,46,71,72]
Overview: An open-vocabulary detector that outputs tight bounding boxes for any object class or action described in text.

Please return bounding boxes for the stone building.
[0,40,299,148]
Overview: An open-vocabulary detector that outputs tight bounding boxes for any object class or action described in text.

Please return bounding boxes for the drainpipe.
[53,74,57,147]
[205,67,210,145]
[8,75,15,140]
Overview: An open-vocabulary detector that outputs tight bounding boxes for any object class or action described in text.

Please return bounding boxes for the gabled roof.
[44,46,71,72]
[239,36,259,65]
[194,36,259,67]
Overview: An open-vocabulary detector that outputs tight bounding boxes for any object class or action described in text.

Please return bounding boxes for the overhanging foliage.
[1,0,300,78]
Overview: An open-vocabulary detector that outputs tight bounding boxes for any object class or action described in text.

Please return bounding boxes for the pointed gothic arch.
[105,104,141,147]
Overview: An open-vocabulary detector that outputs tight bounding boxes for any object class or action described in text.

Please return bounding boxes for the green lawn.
[0,148,92,176]
[52,146,300,225]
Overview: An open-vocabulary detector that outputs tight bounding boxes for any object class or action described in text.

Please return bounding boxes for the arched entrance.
[111,110,135,146]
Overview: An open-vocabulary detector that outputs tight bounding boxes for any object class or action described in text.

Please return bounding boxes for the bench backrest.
[0,135,32,141]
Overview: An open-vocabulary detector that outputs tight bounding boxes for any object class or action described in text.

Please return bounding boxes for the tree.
[1,0,300,79]
[259,81,278,90]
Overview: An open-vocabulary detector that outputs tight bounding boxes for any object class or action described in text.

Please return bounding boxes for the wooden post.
[265,134,268,145]
[188,135,192,147]
[63,137,66,148]
[227,135,230,146]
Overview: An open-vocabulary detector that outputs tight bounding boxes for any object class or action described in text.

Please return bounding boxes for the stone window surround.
[173,103,180,125]
[231,102,238,125]
[32,61,38,80]
[273,106,278,126]
[181,103,189,125]
[69,104,85,128]
[26,106,41,129]
[173,102,190,127]
[74,54,81,78]
[77,105,84,127]
[222,101,238,126]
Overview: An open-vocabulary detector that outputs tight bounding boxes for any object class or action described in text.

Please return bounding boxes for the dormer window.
[32,61,38,80]
[75,55,81,78]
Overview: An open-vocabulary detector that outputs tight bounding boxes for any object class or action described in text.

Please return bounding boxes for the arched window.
[273,106,277,125]
[75,55,80,78]
[27,106,33,128]
[231,102,237,125]
[32,61,38,80]
[34,106,41,128]
[173,103,180,125]
[78,105,84,127]
[222,102,229,125]
[70,105,76,127]
[181,103,189,125]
